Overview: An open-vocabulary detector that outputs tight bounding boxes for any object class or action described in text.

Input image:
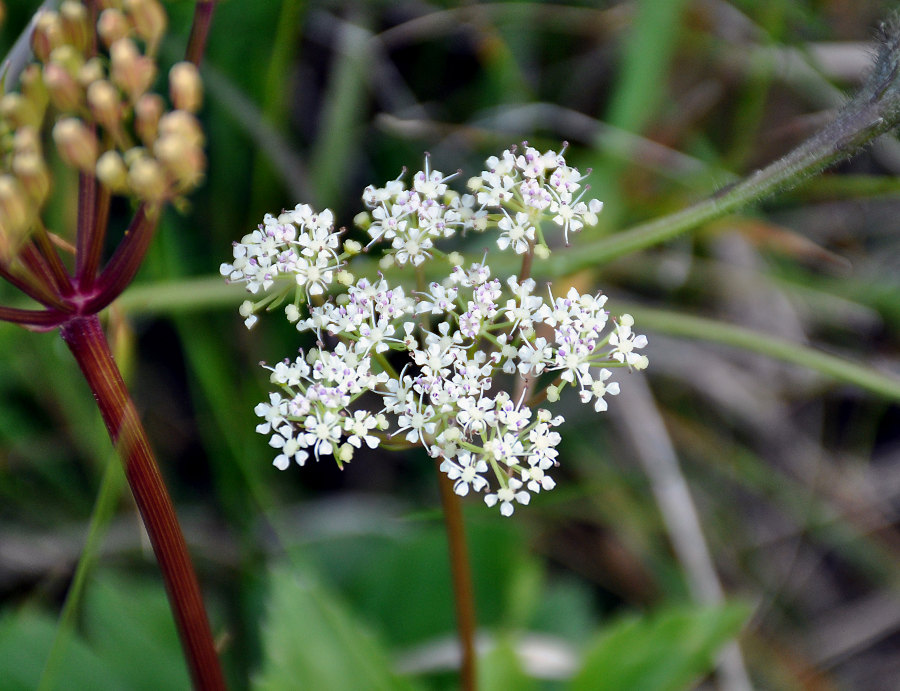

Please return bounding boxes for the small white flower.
[484,478,530,517]
[497,210,535,254]
[440,451,489,496]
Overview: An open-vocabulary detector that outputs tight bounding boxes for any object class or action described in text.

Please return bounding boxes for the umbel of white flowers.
[221,144,648,516]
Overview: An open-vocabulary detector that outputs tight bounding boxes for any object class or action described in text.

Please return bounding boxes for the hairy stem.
[435,461,477,691]
[59,314,226,690]
[547,18,900,274]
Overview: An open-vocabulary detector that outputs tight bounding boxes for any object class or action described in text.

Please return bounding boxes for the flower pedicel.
[221,144,648,515]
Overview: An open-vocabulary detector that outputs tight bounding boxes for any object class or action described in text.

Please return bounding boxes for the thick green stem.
[59,314,225,691]
[435,461,477,691]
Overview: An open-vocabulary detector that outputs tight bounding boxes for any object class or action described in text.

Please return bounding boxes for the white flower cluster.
[223,144,648,516]
[219,204,346,327]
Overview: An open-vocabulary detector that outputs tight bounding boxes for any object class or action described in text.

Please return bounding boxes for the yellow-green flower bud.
[343,239,362,254]
[546,385,560,403]
[60,1,91,53]
[110,38,156,102]
[533,244,551,259]
[78,58,106,88]
[447,251,463,266]
[12,152,51,203]
[337,443,354,466]
[13,127,42,156]
[352,211,370,229]
[20,64,49,119]
[32,11,62,64]
[0,175,31,258]
[157,110,204,148]
[43,62,83,112]
[124,0,167,55]
[87,80,122,130]
[96,150,128,192]
[168,62,203,113]
[134,93,163,146]
[154,135,205,190]
[1,93,41,130]
[127,155,167,201]
[336,269,354,285]
[97,8,130,49]
[466,176,482,192]
[52,117,98,172]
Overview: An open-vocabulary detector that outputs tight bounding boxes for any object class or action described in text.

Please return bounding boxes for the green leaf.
[570,603,749,691]
[0,610,122,691]
[253,565,420,691]
[82,572,191,691]
[479,637,537,691]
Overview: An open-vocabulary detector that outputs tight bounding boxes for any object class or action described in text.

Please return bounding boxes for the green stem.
[623,302,900,402]
[547,21,900,275]
[59,314,226,690]
[435,461,477,691]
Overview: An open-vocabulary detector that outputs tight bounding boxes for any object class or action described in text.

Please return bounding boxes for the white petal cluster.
[361,156,479,266]
[219,204,344,326]
[224,144,648,516]
[475,143,604,247]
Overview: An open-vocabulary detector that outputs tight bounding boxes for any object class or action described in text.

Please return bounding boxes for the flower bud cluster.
[223,145,648,516]
[0,0,205,253]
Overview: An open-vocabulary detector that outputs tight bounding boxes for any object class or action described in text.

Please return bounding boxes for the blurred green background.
[2,0,900,688]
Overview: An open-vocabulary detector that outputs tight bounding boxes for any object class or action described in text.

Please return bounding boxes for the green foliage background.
[2,0,900,688]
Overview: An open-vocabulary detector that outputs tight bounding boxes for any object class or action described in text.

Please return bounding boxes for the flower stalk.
[60,314,226,690]
[436,461,477,691]
[0,1,223,688]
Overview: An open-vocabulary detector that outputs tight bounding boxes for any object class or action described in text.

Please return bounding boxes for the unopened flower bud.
[127,155,167,201]
[285,304,300,322]
[337,443,354,466]
[60,1,90,53]
[1,93,41,129]
[97,8,130,49]
[32,11,62,63]
[472,214,489,232]
[378,254,394,270]
[154,135,205,190]
[110,38,156,102]
[134,93,164,145]
[168,62,202,113]
[124,0,167,55]
[447,251,463,266]
[87,80,122,129]
[52,117,98,172]
[343,239,362,254]
[0,175,31,257]
[96,150,128,192]
[157,110,204,148]
[13,127,42,156]
[43,63,82,112]
[352,211,370,230]
[546,385,560,403]
[336,269,354,285]
[533,244,551,259]
[50,44,85,75]
[466,176,482,192]
[12,152,51,203]
[78,58,106,87]
[20,64,49,117]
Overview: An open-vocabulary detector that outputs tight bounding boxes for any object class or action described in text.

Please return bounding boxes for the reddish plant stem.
[185,1,217,66]
[59,314,226,691]
[76,171,105,287]
[435,461,477,691]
